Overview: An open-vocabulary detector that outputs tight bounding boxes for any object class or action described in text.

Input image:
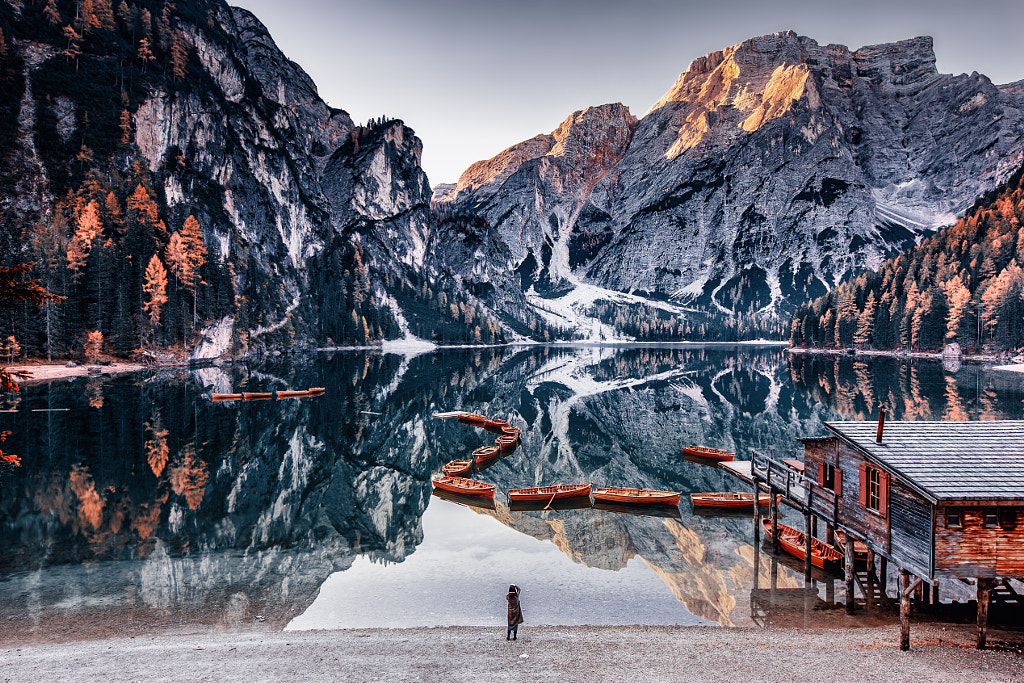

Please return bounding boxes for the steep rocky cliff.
[0,0,496,354]
[435,32,1024,338]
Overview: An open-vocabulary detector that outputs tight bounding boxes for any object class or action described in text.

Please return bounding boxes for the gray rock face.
[437,32,1024,328]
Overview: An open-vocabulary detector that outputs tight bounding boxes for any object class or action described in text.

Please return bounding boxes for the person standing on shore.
[506,584,523,640]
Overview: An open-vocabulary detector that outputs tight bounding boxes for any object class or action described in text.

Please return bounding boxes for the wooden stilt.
[879,556,888,597]
[932,582,939,606]
[845,530,856,614]
[770,490,780,554]
[899,569,911,651]
[752,476,761,591]
[826,578,835,604]
[811,515,818,539]
[825,523,834,545]
[977,578,993,650]
[803,511,813,583]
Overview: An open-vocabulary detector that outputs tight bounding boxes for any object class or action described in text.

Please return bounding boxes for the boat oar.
[543,490,557,510]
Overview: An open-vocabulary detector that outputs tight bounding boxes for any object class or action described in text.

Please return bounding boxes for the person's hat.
[508,584,517,593]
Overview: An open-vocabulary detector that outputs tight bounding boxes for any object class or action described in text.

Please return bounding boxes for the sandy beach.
[3,623,1023,682]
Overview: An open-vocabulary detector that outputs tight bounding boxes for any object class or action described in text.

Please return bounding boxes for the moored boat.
[690,492,770,509]
[501,425,522,438]
[494,434,519,454]
[592,487,681,507]
[484,418,511,434]
[211,393,243,401]
[442,459,472,477]
[458,413,488,426]
[432,475,495,498]
[473,445,500,464]
[241,392,274,400]
[681,445,735,461]
[762,519,843,569]
[833,530,870,564]
[507,484,592,503]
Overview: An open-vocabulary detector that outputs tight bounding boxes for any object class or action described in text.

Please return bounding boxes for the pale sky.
[230,0,1024,187]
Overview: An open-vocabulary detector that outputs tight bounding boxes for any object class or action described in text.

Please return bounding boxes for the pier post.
[932,582,939,606]
[770,490,780,554]
[977,578,993,649]
[879,556,888,597]
[803,511,813,583]
[752,475,761,590]
[825,522,834,545]
[845,532,856,614]
[899,569,911,651]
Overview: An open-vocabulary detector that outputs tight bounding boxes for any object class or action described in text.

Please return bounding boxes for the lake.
[2,345,1022,640]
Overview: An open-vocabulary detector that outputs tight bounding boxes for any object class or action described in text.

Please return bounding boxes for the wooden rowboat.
[241,392,274,400]
[501,425,522,437]
[442,459,472,477]
[681,445,735,461]
[592,487,681,507]
[690,492,770,509]
[762,519,842,569]
[833,530,870,563]
[432,476,495,498]
[213,387,324,401]
[211,393,243,401]
[473,446,500,464]
[484,418,511,434]
[494,434,519,454]
[507,484,592,503]
[458,413,488,426]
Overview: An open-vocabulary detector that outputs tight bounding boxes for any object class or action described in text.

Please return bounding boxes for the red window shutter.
[879,471,889,518]
[858,464,868,507]
[835,467,842,496]
[818,461,825,486]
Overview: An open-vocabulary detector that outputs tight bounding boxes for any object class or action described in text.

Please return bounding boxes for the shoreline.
[2,623,1022,682]
[788,345,1023,367]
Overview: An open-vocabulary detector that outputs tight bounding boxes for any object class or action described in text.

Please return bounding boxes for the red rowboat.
[473,445,500,464]
[442,459,472,477]
[458,413,488,426]
[681,445,735,461]
[494,434,519,454]
[592,487,681,506]
[762,519,842,569]
[501,425,522,437]
[211,393,243,401]
[507,484,591,503]
[483,418,511,434]
[432,476,495,498]
[690,492,770,509]
[833,530,870,563]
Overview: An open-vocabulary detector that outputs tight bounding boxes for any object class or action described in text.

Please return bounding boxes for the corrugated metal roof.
[823,420,1024,502]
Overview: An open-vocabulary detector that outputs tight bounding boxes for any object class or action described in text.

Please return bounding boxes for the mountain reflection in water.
[2,346,1023,640]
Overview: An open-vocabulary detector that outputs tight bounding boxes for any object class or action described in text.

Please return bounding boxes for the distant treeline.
[790,164,1024,352]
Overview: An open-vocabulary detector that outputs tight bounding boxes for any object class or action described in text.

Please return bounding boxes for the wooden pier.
[723,411,1024,650]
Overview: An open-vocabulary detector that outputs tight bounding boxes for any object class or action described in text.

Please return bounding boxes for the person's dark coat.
[507,587,523,626]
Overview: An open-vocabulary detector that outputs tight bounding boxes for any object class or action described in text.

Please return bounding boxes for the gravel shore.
[3,623,1022,683]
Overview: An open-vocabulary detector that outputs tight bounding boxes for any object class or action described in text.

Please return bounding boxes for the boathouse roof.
[823,420,1024,503]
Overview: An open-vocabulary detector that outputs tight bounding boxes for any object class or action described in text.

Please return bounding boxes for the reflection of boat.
[431,487,496,510]
[681,445,734,461]
[432,476,495,498]
[509,497,594,512]
[507,484,591,503]
[213,388,325,401]
[483,418,510,434]
[473,446,500,464]
[762,520,842,569]
[458,413,488,426]
[592,500,682,518]
[442,459,472,477]
[592,487,680,507]
[833,530,870,565]
[690,492,770,509]
[494,434,519,454]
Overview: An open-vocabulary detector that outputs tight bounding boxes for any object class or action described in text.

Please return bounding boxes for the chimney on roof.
[876,404,887,444]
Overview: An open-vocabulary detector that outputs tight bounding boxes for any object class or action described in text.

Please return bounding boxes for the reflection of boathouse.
[733,414,1024,650]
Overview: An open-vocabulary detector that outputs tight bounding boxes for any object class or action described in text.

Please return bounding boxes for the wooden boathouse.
[728,411,1024,649]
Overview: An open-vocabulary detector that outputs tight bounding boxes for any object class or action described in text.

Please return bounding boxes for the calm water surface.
[1,346,1022,638]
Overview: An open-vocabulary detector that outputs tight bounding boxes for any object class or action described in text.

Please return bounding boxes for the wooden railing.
[751,448,840,524]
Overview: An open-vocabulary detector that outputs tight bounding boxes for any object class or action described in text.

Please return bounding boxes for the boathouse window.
[984,507,999,528]
[1000,508,1017,530]
[945,508,962,528]
[858,464,888,517]
[818,461,840,493]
